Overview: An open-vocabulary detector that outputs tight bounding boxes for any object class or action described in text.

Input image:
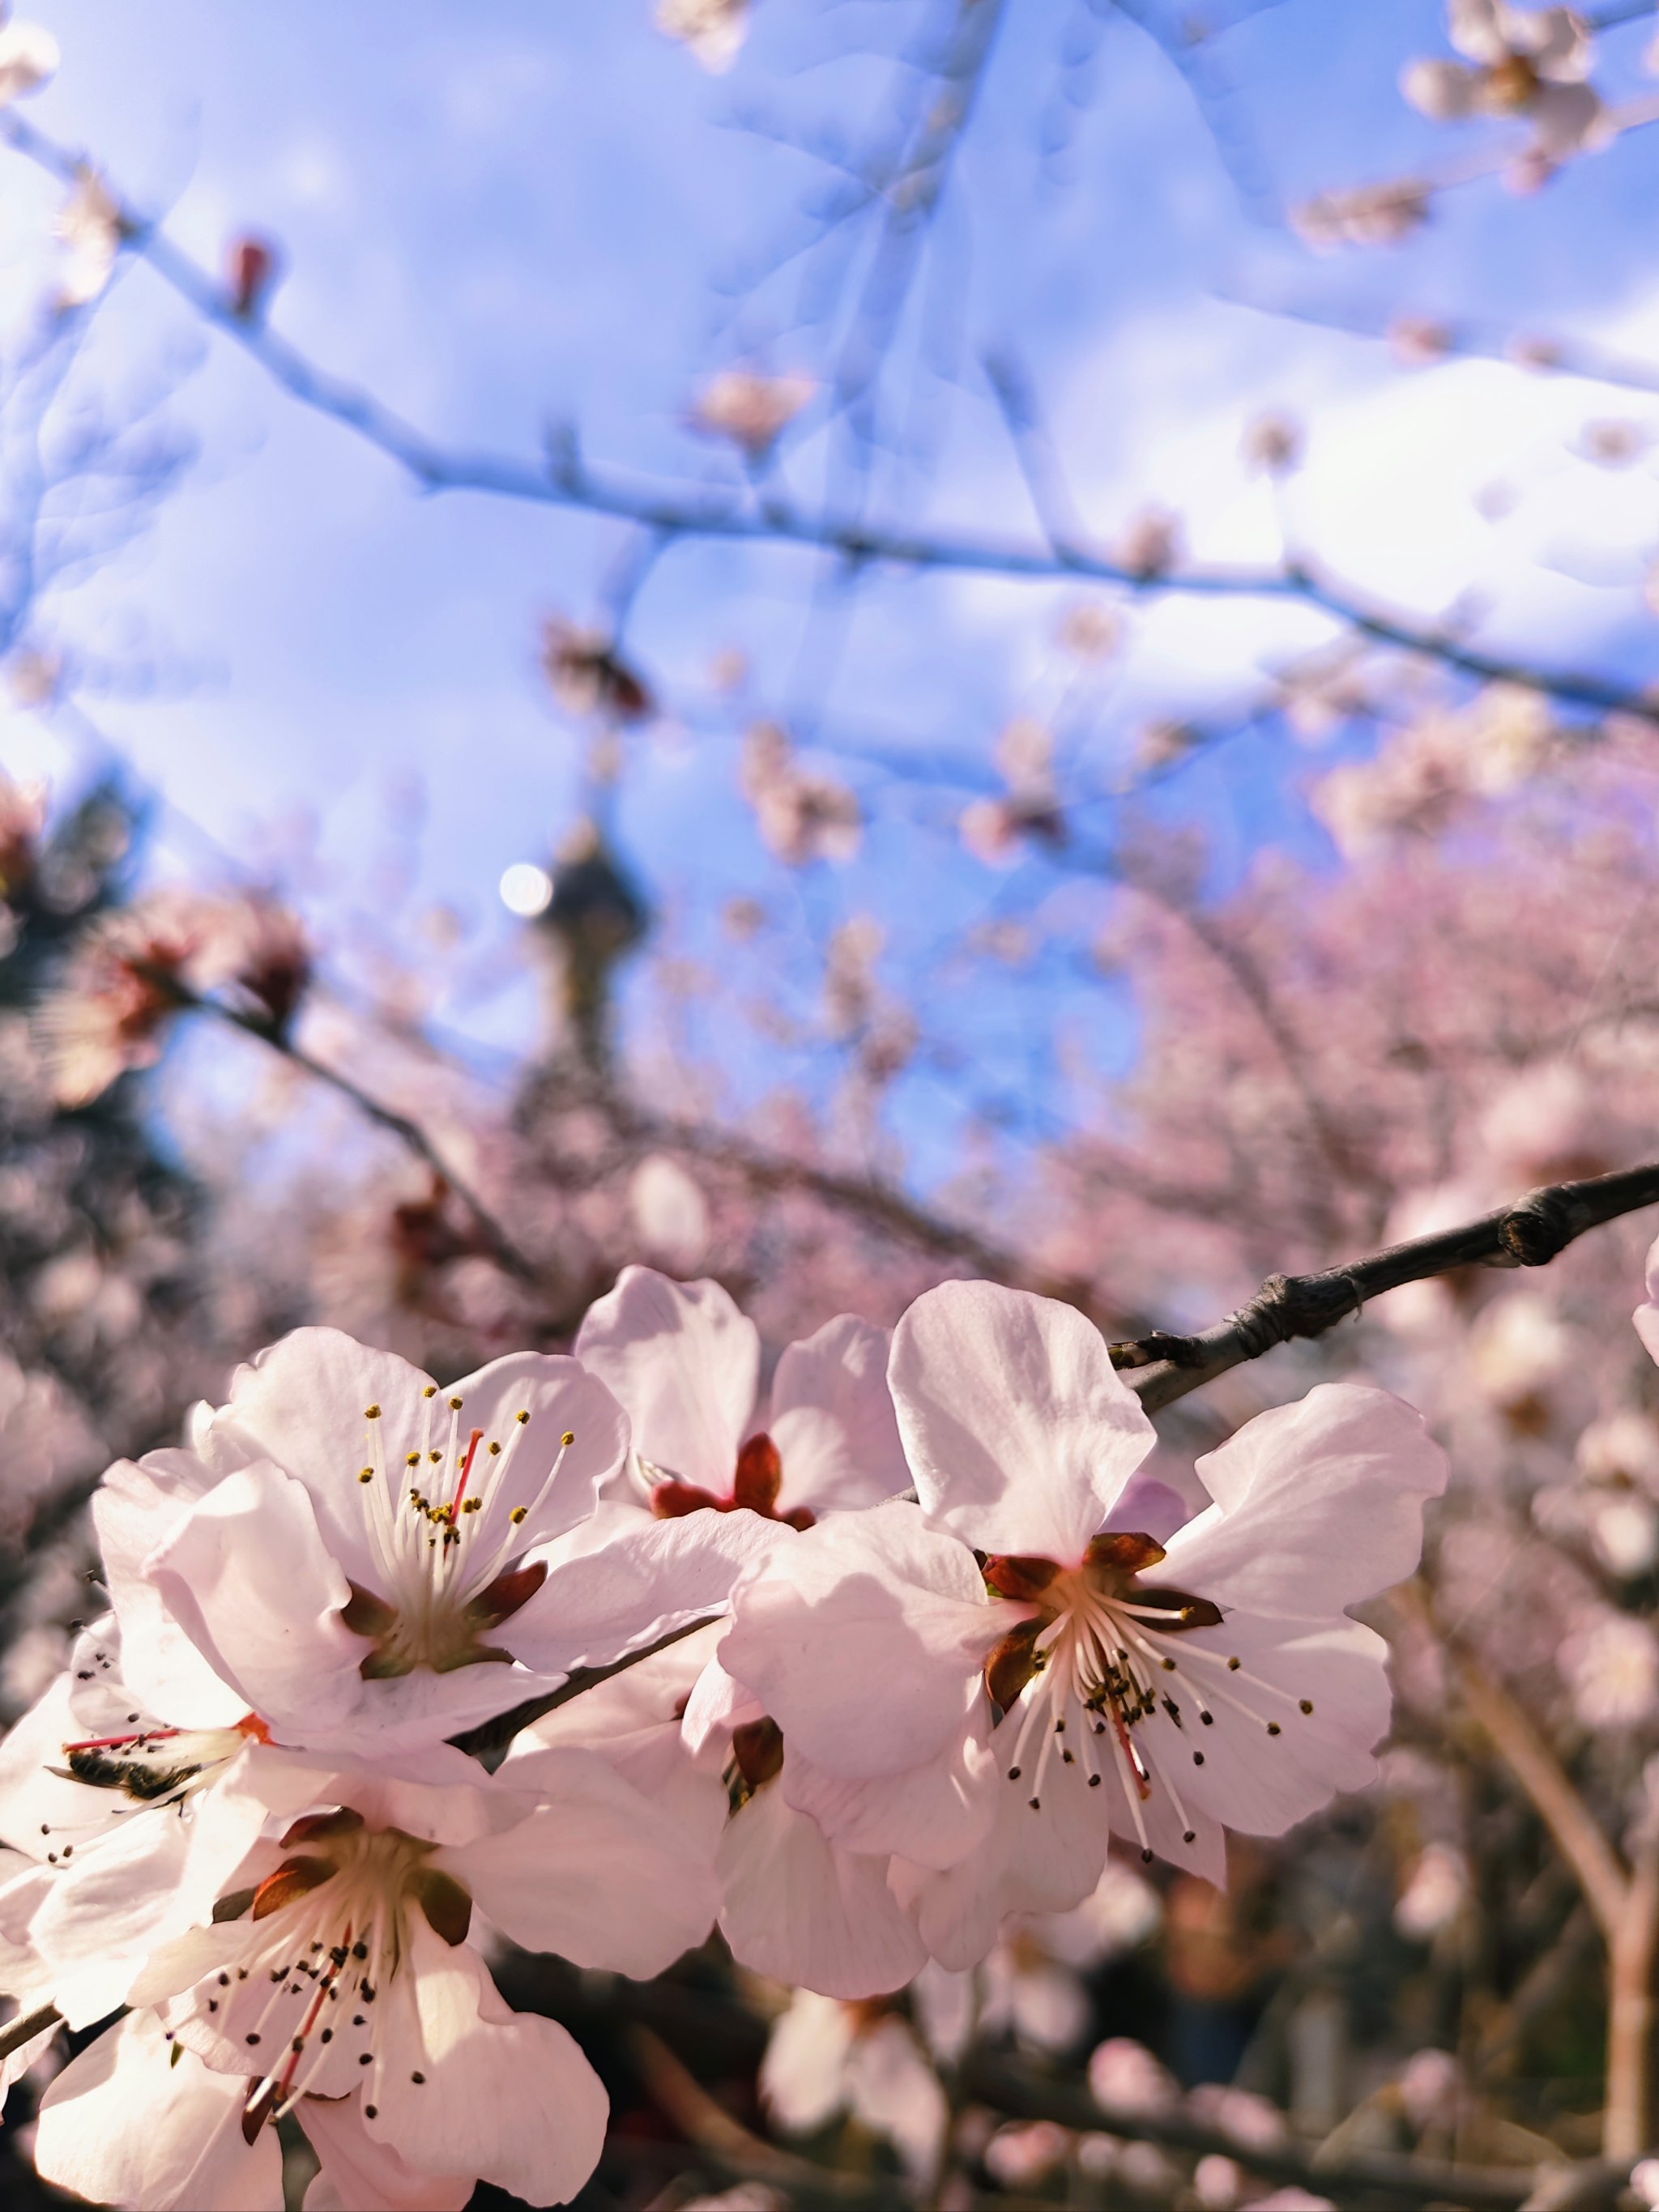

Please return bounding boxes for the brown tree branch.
[960,2051,1570,2210]
[629,2024,890,2207]
[447,1611,723,1764]
[1444,1639,1631,1944]
[4,113,1656,730]
[1605,1826,1659,2162]
[178,989,544,1289]
[1399,1582,1659,2167]
[1114,1161,1659,1411]
[0,2001,58,2065]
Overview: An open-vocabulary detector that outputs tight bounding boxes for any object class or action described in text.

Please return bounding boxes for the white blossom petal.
[890,1282,1154,1560]
[721,1500,1000,1776]
[893,1749,1111,1970]
[301,2089,473,2210]
[1448,0,1512,65]
[0,19,58,104]
[145,1460,362,1735]
[94,1456,249,1729]
[1128,1613,1392,1835]
[362,1917,608,2209]
[576,1267,757,1492]
[511,1624,728,1856]
[1166,1383,1446,1618]
[761,1990,858,2133]
[717,1775,926,1997]
[779,1693,996,1869]
[440,1746,719,1975]
[510,1500,792,1673]
[1636,1234,1659,1366]
[36,2009,284,2212]
[767,1314,910,1513]
[1401,57,1480,118]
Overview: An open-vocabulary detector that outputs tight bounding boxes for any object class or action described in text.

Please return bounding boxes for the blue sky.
[2,0,1657,1158]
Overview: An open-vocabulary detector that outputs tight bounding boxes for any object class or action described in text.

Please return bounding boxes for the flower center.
[725,1715,785,1810]
[647,1432,815,1529]
[187,1806,471,2142]
[340,1391,574,1677]
[1479,51,1542,111]
[981,1533,1317,1857]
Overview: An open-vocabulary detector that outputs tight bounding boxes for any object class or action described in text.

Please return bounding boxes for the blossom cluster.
[0,1263,1446,2208]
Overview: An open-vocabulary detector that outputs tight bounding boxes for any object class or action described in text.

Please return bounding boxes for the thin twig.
[961,2052,1567,2210]
[1114,1161,1659,1410]
[1445,1634,1631,1941]
[447,1611,723,1763]
[177,989,541,1286]
[0,2001,58,2065]
[630,2024,892,2207]
[4,114,1657,728]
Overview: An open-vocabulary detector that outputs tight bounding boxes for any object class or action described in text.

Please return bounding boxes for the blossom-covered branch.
[1115,1160,1659,1410]
[4,111,1657,730]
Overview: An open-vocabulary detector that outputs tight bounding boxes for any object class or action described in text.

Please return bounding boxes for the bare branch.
[3,115,1655,729]
[630,2025,891,2207]
[0,2002,58,2066]
[447,1612,724,1765]
[1445,1634,1631,1943]
[1116,1161,1659,1411]
[179,989,544,1290]
[959,2051,1564,2210]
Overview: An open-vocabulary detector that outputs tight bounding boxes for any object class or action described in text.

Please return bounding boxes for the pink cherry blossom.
[575,1266,909,1528]
[30,1746,716,2209]
[0,14,57,105]
[721,1284,1447,1963]
[515,1613,927,1999]
[690,370,815,457]
[92,1326,633,1756]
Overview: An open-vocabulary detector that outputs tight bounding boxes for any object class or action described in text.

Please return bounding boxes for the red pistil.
[1108,1702,1152,1800]
[449,1428,486,1519]
[61,1727,183,1754]
[245,1920,353,2142]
